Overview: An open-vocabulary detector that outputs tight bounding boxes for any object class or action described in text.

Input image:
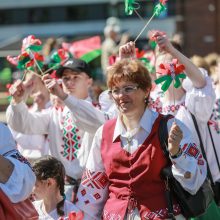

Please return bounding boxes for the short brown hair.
[107,59,152,91]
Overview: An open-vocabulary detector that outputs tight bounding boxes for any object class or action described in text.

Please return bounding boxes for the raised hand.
[119,41,136,60]
[154,31,174,54]
[9,80,26,104]
[42,74,68,100]
[168,121,183,156]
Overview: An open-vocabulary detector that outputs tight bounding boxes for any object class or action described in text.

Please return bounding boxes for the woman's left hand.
[168,122,183,156]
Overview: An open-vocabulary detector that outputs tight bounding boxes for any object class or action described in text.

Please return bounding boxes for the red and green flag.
[62,36,101,63]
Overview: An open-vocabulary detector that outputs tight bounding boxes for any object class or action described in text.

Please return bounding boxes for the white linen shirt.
[6,95,105,180]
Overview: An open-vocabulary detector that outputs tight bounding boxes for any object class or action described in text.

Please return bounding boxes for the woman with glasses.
[75,47,206,220]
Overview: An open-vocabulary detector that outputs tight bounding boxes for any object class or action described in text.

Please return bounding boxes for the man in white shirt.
[6,58,105,201]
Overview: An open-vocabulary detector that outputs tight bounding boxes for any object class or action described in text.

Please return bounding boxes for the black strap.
[158,114,173,157]
[207,123,220,171]
[190,113,214,185]
[158,114,176,220]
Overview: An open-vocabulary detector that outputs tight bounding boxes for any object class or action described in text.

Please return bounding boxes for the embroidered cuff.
[170,148,182,159]
[170,151,185,164]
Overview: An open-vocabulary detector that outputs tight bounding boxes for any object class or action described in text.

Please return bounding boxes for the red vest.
[101,114,181,220]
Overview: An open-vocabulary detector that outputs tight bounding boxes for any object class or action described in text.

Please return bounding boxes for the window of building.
[0,1,176,26]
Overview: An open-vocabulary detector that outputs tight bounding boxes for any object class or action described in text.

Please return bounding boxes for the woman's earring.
[144,96,149,104]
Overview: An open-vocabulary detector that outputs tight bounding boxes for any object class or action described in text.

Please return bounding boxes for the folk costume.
[76,109,206,220]
[6,95,105,186]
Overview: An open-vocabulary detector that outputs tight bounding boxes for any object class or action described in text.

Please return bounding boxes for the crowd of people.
[1,17,220,220]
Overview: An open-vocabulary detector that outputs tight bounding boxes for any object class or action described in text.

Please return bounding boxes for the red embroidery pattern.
[197,154,205,166]
[80,189,86,196]
[61,111,81,161]
[148,97,162,113]
[81,170,109,190]
[143,204,181,220]
[148,96,185,114]
[162,102,185,114]
[181,143,204,166]
[184,143,200,159]
[93,193,101,200]
[103,210,122,220]
[76,170,109,206]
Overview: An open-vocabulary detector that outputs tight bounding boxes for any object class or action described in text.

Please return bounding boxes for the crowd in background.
[1,16,220,220]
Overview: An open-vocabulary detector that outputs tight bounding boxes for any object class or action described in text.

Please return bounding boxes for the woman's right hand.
[168,122,183,156]
[119,41,136,60]
[154,32,174,54]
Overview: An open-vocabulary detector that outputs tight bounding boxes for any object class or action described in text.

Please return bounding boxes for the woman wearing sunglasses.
[76,43,206,220]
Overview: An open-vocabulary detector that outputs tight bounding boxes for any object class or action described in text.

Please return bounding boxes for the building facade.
[0,0,177,56]
[0,0,218,57]
[176,0,219,56]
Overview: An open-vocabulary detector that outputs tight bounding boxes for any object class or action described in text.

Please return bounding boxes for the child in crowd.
[32,155,83,220]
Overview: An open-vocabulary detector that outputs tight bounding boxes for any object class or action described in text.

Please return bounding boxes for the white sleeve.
[183,69,216,122]
[63,95,106,134]
[76,126,109,220]
[0,150,36,203]
[6,102,51,135]
[98,90,119,120]
[167,118,207,195]
[10,128,46,151]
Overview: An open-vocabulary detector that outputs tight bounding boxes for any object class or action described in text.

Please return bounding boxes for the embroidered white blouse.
[76,109,206,220]
[150,71,219,182]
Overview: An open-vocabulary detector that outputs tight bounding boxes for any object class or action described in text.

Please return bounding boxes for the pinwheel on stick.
[133,0,168,42]
[125,0,140,15]
[155,59,186,92]
[45,49,72,75]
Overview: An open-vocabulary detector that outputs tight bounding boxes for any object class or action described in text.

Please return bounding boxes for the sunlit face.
[61,69,92,99]
[32,179,48,200]
[109,81,150,115]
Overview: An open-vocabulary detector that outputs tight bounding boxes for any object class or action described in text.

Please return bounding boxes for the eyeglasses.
[109,85,139,97]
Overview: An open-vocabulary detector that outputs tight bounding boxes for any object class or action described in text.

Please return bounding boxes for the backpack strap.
[207,123,220,171]
[158,114,176,220]
[158,114,174,158]
[190,113,214,185]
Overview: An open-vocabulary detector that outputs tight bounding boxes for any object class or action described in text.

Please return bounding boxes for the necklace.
[124,127,140,153]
